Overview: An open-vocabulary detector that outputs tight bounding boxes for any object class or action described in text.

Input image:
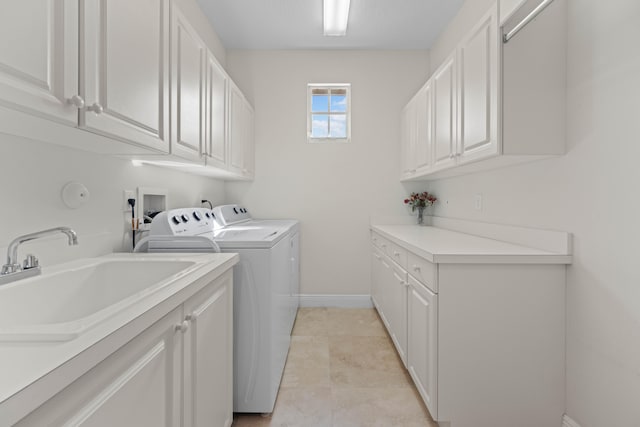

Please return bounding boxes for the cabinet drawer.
[371,232,391,255]
[389,242,408,270]
[408,252,437,293]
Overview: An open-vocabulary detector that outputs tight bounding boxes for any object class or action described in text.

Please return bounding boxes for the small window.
[307,84,351,143]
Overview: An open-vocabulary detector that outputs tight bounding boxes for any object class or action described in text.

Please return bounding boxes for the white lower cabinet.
[371,235,408,366]
[387,259,408,366]
[16,273,233,427]
[407,274,438,419]
[182,275,233,427]
[15,308,183,427]
[371,230,566,426]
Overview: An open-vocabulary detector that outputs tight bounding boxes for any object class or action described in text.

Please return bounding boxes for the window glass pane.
[329,114,347,138]
[311,114,329,138]
[311,95,329,112]
[330,94,347,112]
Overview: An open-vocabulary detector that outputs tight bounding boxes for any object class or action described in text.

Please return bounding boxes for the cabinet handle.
[393,271,405,284]
[185,314,194,322]
[175,320,189,333]
[394,251,400,257]
[66,95,85,108]
[87,103,104,114]
[413,265,421,272]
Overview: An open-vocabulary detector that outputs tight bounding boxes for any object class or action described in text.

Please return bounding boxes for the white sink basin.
[0,257,198,342]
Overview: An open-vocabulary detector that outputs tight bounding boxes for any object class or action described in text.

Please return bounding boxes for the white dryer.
[212,204,299,414]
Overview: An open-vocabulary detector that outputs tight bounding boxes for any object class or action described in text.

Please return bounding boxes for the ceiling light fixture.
[323,0,351,36]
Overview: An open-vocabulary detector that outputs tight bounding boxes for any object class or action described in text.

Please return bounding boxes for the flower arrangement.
[404,191,437,212]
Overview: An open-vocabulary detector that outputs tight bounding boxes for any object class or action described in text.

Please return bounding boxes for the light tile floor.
[232,308,437,427]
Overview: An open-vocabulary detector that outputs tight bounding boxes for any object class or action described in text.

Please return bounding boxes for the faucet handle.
[23,254,39,270]
[1,264,21,275]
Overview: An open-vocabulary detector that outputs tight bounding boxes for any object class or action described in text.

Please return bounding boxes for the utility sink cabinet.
[5,254,237,427]
[371,224,570,427]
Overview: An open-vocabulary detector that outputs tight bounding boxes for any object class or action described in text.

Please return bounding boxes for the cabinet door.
[457,3,499,164]
[228,84,255,178]
[407,275,438,420]
[228,84,244,175]
[16,308,183,427]
[431,54,457,172]
[0,0,78,124]
[371,247,384,310]
[388,261,408,366]
[244,101,255,178]
[414,83,432,174]
[400,101,415,179]
[171,3,205,161]
[183,275,233,427]
[82,0,170,152]
[204,53,227,169]
[376,256,392,330]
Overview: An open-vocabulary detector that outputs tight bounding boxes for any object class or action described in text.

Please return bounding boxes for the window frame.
[307,83,351,143]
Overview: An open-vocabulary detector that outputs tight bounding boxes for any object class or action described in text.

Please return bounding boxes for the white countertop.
[0,252,238,425]
[372,225,572,264]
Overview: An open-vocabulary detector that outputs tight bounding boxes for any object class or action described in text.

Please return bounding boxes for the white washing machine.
[134,205,300,414]
[212,204,299,414]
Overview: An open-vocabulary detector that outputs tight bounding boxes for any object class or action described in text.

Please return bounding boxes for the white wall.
[225,50,430,296]
[0,133,225,265]
[426,0,640,425]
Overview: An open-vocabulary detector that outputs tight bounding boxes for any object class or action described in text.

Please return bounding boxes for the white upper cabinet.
[204,53,228,170]
[400,82,432,179]
[0,0,79,124]
[431,53,457,172]
[171,3,205,162]
[228,83,255,180]
[457,3,499,164]
[400,101,414,179]
[400,0,566,181]
[81,0,170,152]
[414,83,432,174]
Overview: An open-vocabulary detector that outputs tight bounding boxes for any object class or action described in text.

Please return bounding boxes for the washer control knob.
[205,212,211,218]
[193,212,202,221]
[171,216,181,225]
[233,207,238,214]
[181,214,189,222]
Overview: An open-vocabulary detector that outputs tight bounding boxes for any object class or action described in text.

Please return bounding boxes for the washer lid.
[213,227,286,249]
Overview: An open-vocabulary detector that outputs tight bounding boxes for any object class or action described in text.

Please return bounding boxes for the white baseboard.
[299,294,373,308]
[562,414,581,427]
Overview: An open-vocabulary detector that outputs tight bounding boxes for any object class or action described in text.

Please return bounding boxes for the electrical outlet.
[123,190,135,212]
[474,194,483,211]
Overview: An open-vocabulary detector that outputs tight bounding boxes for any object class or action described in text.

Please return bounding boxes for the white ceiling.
[196,0,466,50]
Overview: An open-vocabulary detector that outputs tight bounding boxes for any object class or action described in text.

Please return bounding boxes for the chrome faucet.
[0,227,78,285]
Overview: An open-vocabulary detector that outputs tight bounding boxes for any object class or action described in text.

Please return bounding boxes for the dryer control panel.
[212,204,252,227]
